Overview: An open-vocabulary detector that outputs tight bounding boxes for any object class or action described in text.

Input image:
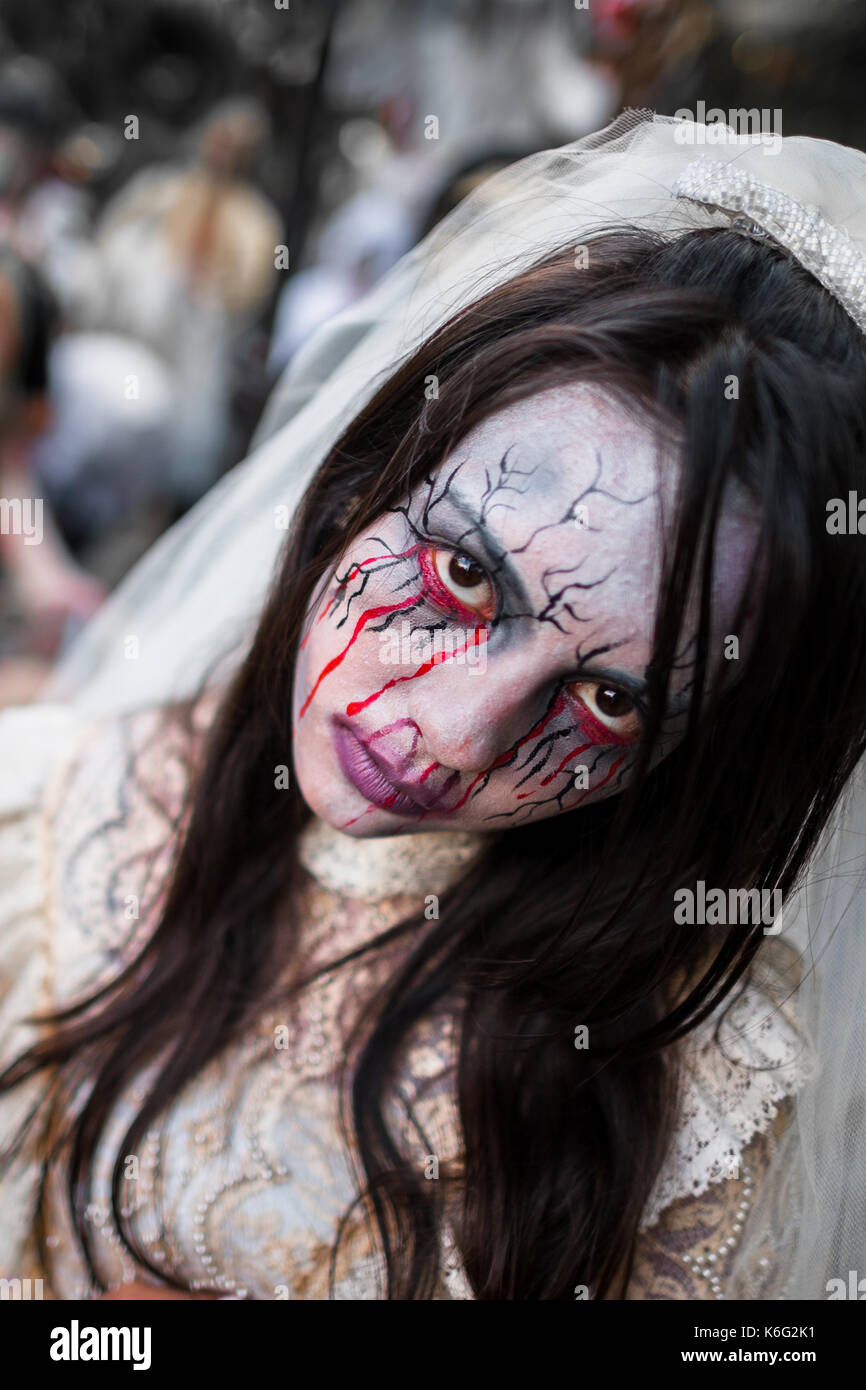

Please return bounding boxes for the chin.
[293,759,394,837]
[296,766,464,838]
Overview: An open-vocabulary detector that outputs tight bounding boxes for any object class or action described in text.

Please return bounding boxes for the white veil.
[44,110,866,1300]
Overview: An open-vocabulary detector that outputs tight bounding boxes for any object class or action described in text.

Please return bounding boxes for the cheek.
[294,587,386,724]
[294,542,428,721]
[453,686,640,817]
[293,533,495,726]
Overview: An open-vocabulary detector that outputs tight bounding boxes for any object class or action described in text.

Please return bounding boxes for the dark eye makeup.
[416,539,644,745]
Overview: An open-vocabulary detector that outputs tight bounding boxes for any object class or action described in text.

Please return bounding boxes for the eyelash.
[417,541,641,745]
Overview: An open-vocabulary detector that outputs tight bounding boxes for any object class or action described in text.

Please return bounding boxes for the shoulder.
[630,941,809,1298]
[0,702,93,1069]
[0,700,94,959]
[0,702,88,815]
[643,940,807,1228]
[628,1107,787,1300]
[0,697,207,1015]
[43,699,206,1004]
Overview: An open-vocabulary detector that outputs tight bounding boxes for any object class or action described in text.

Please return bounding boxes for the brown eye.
[595,686,634,719]
[567,680,642,740]
[448,553,486,589]
[429,547,495,619]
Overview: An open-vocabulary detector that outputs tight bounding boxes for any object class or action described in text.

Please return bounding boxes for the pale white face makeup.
[291,383,758,837]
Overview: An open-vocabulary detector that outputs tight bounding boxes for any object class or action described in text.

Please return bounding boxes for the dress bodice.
[0,702,808,1299]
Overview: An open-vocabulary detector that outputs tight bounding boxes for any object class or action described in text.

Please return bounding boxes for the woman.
[1,112,866,1301]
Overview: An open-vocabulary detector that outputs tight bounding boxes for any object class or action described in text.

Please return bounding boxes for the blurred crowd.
[0,0,863,705]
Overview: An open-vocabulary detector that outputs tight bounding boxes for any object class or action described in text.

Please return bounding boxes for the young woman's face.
[292,383,757,836]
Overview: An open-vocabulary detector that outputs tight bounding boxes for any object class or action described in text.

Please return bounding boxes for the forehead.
[448,381,670,504]
[421,383,676,633]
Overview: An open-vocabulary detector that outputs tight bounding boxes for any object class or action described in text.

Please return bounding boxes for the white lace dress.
[0,701,808,1299]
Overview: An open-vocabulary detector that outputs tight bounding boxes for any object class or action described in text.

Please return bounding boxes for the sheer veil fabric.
[44,110,866,1300]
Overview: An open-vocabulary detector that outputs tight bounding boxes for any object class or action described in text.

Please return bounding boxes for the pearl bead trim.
[680,1164,754,1300]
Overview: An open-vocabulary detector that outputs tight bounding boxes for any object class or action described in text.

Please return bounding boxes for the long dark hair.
[4,226,866,1299]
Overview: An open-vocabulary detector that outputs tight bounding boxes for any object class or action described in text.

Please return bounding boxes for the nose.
[405,646,544,772]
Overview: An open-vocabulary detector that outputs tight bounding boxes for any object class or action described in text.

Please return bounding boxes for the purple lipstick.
[332,718,457,818]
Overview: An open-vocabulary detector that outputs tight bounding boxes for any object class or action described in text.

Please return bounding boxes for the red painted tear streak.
[342,803,379,829]
[572,752,627,808]
[514,750,628,811]
[300,546,421,649]
[299,592,423,719]
[345,625,488,718]
[315,591,342,626]
[541,739,593,786]
[449,692,568,812]
[301,590,342,650]
[516,739,593,799]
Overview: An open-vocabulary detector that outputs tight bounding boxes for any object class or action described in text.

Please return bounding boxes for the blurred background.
[0,0,862,704]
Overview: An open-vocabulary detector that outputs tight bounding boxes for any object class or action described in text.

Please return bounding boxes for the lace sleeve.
[626,1103,789,1300]
[0,703,90,1285]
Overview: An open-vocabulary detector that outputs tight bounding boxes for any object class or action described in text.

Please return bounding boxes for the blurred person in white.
[1,113,866,1302]
[267,3,620,384]
[0,56,105,325]
[266,96,439,384]
[32,331,179,573]
[266,144,536,387]
[0,246,105,705]
[88,98,283,505]
[0,57,182,589]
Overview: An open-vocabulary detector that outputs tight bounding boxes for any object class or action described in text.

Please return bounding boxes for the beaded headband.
[672,159,866,335]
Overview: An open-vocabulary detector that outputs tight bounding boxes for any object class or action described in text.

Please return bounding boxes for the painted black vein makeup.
[292,382,748,835]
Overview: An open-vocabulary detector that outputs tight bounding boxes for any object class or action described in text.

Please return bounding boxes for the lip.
[331,718,455,818]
